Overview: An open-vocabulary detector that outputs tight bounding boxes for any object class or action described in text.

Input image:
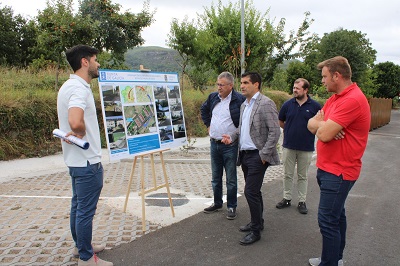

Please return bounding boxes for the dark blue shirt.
[279,96,321,151]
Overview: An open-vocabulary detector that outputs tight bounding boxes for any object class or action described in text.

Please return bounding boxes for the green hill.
[125,46,182,73]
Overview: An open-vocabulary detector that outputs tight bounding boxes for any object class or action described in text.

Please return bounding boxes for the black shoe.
[226,208,237,220]
[276,198,291,209]
[203,203,222,213]
[297,202,308,214]
[239,232,261,245]
[239,222,264,232]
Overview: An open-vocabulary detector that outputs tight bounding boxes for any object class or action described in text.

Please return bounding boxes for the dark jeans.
[240,150,269,235]
[69,162,104,261]
[210,140,238,208]
[317,169,355,266]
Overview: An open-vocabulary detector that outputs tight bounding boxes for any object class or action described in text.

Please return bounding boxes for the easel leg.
[123,156,137,212]
[150,154,157,188]
[140,156,146,232]
[160,151,175,217]
[124,149,174,232]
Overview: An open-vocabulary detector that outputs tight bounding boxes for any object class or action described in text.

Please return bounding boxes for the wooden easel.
[123,148,175,231]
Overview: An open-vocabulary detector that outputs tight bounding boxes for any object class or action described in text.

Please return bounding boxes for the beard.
[89,67,99,79]
[294,93,306,100]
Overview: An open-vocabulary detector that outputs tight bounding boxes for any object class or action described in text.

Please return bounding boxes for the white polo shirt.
[57,74,102,167]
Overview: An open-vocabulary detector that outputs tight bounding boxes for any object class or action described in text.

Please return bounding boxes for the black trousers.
[240,150,270,235]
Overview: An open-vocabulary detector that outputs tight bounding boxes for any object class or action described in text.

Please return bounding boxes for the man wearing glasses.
[201,71,245,219]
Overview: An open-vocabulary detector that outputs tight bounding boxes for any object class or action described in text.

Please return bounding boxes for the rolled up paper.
[53,129,90,150]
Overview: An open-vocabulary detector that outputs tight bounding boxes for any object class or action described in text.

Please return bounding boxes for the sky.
[2,0,400,65]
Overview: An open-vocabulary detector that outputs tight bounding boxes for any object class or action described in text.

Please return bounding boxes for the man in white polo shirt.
[57,45,112,266]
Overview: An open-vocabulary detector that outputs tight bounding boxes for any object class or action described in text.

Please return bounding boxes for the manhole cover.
[145,193,189,207]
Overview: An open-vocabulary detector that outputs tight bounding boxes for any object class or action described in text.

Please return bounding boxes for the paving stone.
[0,147,283,265]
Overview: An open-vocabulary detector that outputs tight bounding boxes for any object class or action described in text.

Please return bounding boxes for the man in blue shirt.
[276,78,321,214]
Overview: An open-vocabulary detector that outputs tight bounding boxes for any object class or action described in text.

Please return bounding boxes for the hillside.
[125,46,182,73]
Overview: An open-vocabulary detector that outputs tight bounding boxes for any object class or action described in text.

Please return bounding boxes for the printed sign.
[98,70,187,161]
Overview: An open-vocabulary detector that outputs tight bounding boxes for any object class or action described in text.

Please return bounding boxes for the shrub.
[181,88,209,137]
[264,89,292,111]
[0,98,60,160]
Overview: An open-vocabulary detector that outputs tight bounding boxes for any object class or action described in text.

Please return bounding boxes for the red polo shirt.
[316,83,371,181]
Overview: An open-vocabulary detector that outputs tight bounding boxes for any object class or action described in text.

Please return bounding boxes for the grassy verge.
[0,67,292,161]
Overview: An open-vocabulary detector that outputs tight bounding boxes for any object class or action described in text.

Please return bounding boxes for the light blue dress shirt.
[240,92,259,151]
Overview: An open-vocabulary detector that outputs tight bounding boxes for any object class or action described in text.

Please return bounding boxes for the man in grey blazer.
[222,71,280,245]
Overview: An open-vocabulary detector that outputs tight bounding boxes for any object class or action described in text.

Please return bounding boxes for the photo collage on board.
[101,85,127,152]
[155,85,186,144]
[99,70,187,160]
[121,84,157,137]
[101,83,159,154]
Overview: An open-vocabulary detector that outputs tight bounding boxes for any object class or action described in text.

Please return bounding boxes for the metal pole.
[240,0,245,74]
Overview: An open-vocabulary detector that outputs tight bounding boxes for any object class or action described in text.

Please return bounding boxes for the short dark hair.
[294,78,310,90]
[317,56,352,80]
[241,71,262,91]
[65,45,99,72]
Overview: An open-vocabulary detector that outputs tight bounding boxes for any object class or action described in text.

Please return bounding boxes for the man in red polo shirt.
[307,56,370,266]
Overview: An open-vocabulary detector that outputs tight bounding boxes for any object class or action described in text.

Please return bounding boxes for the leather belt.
[210,138,223,144]
[241,149,258,154]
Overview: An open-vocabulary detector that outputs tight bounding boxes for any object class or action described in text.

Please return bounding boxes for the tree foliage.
[167,0,315,89]
[167,17,199,89]
[79,0,154,64]
[0,6,37,66]
[372,62,400,99]
[285,60,314,92]
[270,67,289,92]
[35,0,96,67]
[0,0,154,70]
[304,28,377,92]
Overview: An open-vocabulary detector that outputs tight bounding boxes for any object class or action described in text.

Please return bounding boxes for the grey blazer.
[231,93,281,165]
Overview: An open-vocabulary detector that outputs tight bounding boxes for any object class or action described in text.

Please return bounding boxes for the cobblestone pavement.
[0,148,283,265]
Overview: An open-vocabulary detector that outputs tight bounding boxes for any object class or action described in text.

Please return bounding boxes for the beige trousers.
[282,148,313,202]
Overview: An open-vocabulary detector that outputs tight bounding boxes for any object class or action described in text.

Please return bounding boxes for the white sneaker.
[78,254,113,266]
[73,244,106,257]
[309,257,343,266]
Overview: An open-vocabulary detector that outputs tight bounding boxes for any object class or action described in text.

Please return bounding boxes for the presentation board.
[98,70,187,161]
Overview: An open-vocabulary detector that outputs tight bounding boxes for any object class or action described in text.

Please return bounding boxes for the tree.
[304,28,377,92]
[0,5,37,66]
[79,0,154,66]
[167,17,199,90]
[34,0,97,88]
[270,67,289,92]
[285,60,314,93]
[373,62,400,99]
[167,0,315,88]
[35,0,97,67]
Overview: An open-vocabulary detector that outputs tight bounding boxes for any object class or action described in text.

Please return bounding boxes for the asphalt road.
[101,110,400,266]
